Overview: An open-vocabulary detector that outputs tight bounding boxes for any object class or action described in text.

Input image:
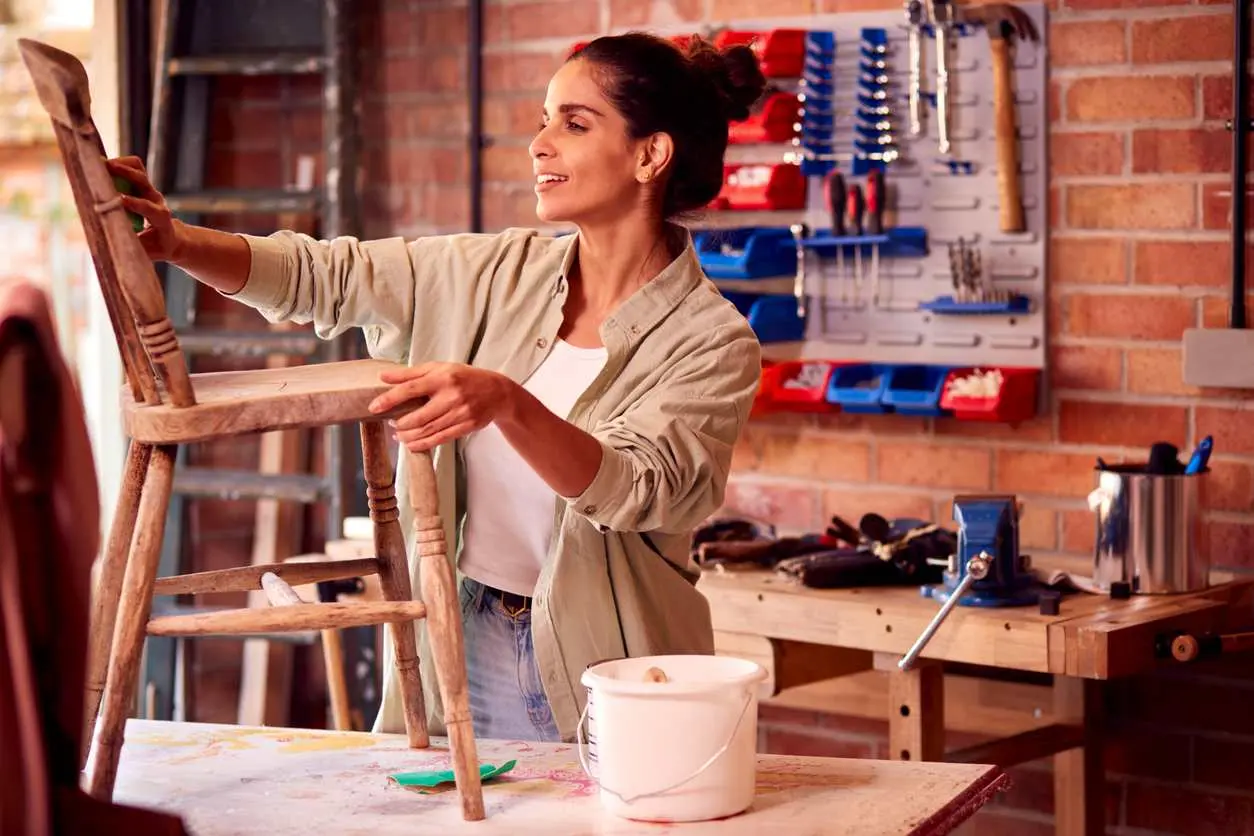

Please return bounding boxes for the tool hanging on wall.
[824,170,847,302]
[904,0,927,138]
[926,0,957,155]
[866,168,886,307]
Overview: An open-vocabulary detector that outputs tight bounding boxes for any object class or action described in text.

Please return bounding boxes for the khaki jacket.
[230,223,762,741]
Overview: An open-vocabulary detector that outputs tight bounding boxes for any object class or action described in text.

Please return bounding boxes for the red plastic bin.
[729,91,802,145]
[767,361,842,413]
[714,29,806,78]
[709,163,806,211]
[940,367,1040,423]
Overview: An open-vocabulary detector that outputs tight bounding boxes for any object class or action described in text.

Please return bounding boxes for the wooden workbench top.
[698,569,1254,679]
[112,720,1006,835]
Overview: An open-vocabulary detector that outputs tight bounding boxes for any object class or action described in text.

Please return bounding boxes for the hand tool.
[846,183,865,303]
[789,223,808,319]
[866,168,886,307]
[824,170,848,302]
[904,0,927,138]
[1184,436,1214,475]
[959,3,1040,232]
[927,0,957,155]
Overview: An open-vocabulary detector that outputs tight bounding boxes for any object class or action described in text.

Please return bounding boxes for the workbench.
[698,569,1254,836]
[112,719,1007,835]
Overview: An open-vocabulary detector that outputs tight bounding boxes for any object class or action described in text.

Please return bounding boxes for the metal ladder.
[135,0,373,726]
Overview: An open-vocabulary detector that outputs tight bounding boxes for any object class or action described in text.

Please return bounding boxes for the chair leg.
[86,444,177,800]
[407,448,485,822]
[81,440,151,769]
[359,421,429,748]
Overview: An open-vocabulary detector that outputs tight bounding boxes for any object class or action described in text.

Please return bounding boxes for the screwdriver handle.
[846,184,865,236]
[825,171,846,236]
[865,169,885,236]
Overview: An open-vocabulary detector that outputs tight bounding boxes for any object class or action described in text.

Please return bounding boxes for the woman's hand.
[369,363,518,452]
[105,156,185,262]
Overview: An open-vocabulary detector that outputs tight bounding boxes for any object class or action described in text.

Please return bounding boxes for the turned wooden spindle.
[407,447,485,822]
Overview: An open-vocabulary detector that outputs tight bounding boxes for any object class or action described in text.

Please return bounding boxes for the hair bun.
[685,39,767,123]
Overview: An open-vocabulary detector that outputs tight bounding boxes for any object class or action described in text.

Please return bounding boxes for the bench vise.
[899,494,1048,670]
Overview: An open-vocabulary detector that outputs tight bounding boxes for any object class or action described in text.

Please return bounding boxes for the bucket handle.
[575,688,755,805]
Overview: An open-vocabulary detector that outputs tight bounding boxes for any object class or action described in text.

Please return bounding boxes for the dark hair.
[570,33,767,219]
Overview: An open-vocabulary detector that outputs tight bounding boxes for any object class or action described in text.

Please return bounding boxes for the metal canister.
[1088,467,1208,594]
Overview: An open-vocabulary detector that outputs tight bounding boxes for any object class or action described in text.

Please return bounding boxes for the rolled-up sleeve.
[566,325,762,534]
[226,228,531,363]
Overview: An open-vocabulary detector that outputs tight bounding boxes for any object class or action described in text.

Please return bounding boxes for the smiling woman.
[104,31,767,745]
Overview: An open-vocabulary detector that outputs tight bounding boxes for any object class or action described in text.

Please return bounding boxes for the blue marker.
[1184,436,1213,475]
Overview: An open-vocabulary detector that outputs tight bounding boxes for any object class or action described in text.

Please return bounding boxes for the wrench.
[905,0,926,138]
[928,0,956,155]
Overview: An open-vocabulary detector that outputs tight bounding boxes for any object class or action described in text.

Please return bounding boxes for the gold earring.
[640,171,651,183]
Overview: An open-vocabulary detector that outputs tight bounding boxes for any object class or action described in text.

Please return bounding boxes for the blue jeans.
[459,577,561,742]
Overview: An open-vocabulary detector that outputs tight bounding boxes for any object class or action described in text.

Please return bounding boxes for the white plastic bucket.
[577,654,768,823]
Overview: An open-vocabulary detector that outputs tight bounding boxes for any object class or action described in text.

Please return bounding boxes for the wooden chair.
[17,38,485,821]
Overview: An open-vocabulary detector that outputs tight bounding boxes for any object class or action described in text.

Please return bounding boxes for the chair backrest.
[17,38,195,409]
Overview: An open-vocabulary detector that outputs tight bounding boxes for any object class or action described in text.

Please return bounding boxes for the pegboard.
[691,5,1050,373]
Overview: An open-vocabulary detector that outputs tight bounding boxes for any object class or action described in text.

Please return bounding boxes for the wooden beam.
[876,652,945,762]
[1053,676,1105,836]
[946,723,1084,768]
[148,601,427,636]
[152,557,378,596]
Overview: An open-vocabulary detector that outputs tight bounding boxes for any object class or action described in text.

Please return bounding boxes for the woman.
[108,32,767,743]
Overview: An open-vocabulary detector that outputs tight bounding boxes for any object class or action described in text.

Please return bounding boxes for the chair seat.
[123,358,418,443]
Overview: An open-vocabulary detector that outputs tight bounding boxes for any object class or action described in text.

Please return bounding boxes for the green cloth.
[389,760,517,790]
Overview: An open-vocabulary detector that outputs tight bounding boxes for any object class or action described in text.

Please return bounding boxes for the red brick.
[1048,237,1127,285]
[610,0,703,28]
[205,148,284,190]
[1018,506,1057,551]
[1066,183,1196,230]
[1134,240,1230,287]
[1201,74,1254,121]
[1194,736,1254,790]
[1125,782,1254,835]
[814,411,929,436]
[413,100,470,139]
[415,5,469,46]
[995,451,1097,498]
[755,432,871,481]
[1048,80,1061,124]
[482,143,533,183]
[1125,347,1198,396]
[961,810,1055,836]
[934,416,1054,442]
[1201,460,1254,512]
[483,3,508,43]
[1197,405,1254,455]
[713,0,816,17]
[822,487,934,523]
[1059,400,1188,447]
[1200,294,1254,328]
[1048,20,1127,67]
[482,185,540,229]
[380,3,418,53]
[426,182,472,228]
[1103,723,1193,781]
[1066,76,1196,123]
[1132,128,1231,174]
[483,96,540,139]
[1049,131,1125,177]
[1065,0,1184,9]
[1202,181,1252,231]
[875,442,990,490]
[505,1,600,42]
[760,726,878,759]
[485,52,563,93]
[1132,14,1233,64]
[1060,508,1094,553]
[1049,345,1121,391]
[1209,520,1254,568]
[1064,293,1195,340]
[720,479,820,532]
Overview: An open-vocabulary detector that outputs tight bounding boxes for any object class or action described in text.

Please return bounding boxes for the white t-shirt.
[457,339,609,596]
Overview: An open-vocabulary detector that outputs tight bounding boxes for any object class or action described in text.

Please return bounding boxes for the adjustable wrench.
[928,0,956,155]
[904,0,926,139]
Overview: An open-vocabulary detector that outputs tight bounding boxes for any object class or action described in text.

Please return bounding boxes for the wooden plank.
[1053,676,1105,836]
[152,558,378,596]
[148,601,428,636]
[946,723,1084,767]
[113,719,1008,835]
[876,652,945,762]
[700,571,1056,672]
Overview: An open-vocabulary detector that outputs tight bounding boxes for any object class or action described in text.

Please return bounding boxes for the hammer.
[961,4,1039,233]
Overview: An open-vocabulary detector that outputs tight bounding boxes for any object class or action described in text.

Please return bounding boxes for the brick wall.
[197,0,1254,832]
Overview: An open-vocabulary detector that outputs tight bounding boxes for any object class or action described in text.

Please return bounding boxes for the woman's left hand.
[368,363,517,452]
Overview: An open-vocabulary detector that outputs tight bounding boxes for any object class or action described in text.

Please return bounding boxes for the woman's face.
[529,59,647,226]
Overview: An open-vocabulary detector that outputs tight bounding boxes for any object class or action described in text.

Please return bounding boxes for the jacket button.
[537,337,548,348]
[583,504,596,514]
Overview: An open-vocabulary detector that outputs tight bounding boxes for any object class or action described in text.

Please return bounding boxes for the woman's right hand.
[105,155,185,262]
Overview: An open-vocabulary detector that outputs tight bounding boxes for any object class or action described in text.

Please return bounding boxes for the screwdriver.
[824,170,847,302]
[846,182,865,303]
[866,168,886,307]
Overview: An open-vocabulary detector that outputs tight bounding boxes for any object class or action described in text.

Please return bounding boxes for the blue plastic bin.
[695,227,796,280]
[882,365,950,417]
[826,363,890,413]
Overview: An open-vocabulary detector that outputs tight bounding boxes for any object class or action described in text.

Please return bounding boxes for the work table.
[112,719,1006,834]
